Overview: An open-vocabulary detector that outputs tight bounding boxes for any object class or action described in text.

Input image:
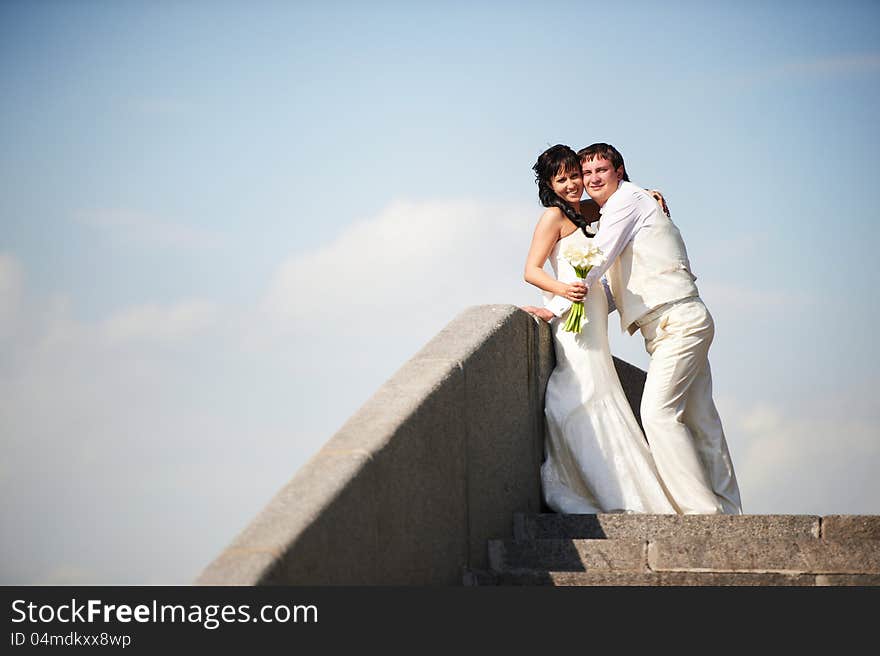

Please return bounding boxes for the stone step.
[471,569,880,586]
[821,516,880,540]
[471,569,826,586]
[512,513,871,541]
[648,538,880,574]
[492,537,880,574]
[466,567,880,586]
[489,538,647,572]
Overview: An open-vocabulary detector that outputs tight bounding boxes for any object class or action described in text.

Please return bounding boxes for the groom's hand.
[649,189,671,217]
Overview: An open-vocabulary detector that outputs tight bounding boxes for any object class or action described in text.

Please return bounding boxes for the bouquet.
[560,241,605,333]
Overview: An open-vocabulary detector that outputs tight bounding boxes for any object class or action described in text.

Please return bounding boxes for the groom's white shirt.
[545,181,698,334]
[582,181,659,288]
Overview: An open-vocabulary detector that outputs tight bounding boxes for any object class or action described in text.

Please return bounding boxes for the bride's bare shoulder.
[536,205,566,227]
[539,205,565,219]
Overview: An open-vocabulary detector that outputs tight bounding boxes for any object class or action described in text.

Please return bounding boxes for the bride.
[522,144,679,514]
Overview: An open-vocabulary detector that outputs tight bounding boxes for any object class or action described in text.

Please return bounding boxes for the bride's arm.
[524,208,586,313]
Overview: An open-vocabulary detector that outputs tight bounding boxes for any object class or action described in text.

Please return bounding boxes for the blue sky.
[1,1,879,583]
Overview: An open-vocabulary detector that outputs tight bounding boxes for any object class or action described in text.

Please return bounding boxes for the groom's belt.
[633,295,701,329]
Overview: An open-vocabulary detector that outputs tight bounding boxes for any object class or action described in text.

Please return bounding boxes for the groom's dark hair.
[578,143,631,182]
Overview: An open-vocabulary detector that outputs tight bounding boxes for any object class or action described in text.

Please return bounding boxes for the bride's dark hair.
[533,144,590,236]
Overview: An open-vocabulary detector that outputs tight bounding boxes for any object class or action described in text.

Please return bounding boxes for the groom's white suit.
[548,177,742,514]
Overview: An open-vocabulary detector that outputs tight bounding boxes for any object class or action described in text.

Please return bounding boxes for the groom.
[535,143,742,515]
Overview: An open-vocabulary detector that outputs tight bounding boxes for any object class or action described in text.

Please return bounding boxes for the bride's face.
[550,166,584,207]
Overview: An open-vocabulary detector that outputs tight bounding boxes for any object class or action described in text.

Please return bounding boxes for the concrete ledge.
[197,305,569,585]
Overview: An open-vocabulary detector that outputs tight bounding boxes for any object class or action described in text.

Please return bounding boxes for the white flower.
[559,240,605,333]
[562,242,605,271]
[584,246,605,267]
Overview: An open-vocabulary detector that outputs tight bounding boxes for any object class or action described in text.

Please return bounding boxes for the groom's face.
[581,156,624,207]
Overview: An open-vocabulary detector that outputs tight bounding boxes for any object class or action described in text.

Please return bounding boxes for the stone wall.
[196,304,645,585]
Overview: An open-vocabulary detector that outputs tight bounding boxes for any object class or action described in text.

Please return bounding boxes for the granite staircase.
[466,513,880,586]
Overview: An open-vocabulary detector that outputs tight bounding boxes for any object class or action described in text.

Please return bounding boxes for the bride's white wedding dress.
[541,229,679,514]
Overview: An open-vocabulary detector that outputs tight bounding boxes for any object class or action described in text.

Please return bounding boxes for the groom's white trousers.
[638,298,742,515]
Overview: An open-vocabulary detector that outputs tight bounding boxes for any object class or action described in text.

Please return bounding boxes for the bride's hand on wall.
[520,306,556,323]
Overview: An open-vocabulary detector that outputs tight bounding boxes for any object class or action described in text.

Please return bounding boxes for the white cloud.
[258,198,536,342]
[75,209,225,250]
[699,281,813,314]
[718,394,880,515]
[101,300,220,344]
